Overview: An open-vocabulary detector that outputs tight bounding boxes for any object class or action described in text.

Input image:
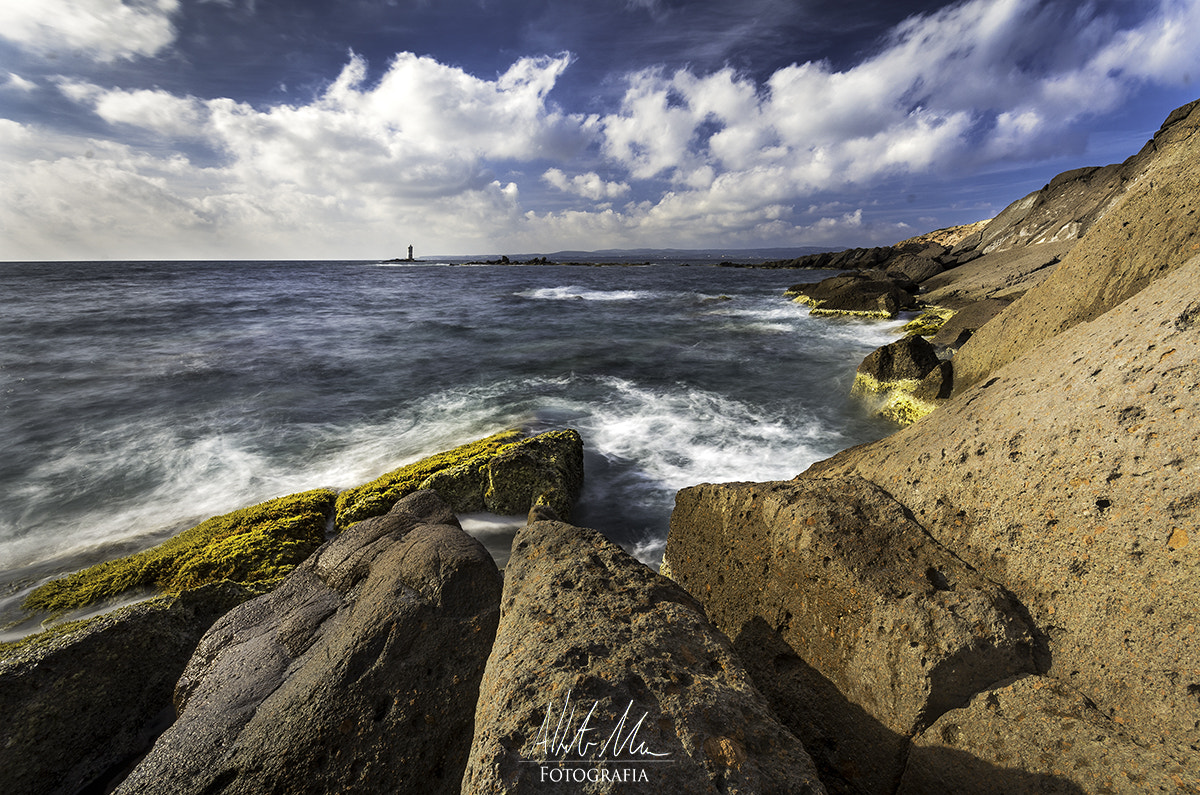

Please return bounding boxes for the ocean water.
[0,260,901,629]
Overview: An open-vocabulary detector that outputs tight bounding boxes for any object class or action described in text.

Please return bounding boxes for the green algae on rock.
[901,306,955,337]
[334,430,524,529]
[23,489,337,614]
[334,428,584,529]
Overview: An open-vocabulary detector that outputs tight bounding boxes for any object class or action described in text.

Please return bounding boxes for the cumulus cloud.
[0,0,179,62]
[542,168,630,200]
[3,0,1198,259]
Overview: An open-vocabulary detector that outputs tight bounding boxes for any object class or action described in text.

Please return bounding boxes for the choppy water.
[0,260,901,628]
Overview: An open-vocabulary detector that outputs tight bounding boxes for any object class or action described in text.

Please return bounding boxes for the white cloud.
[542,168,630,200]
[4,0,1198,259]
[4,73,38,93]
[0,0,179,62]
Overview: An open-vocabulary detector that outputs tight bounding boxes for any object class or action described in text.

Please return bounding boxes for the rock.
[812,252,1200,772]
[462,518,826,794]
[115,490,502,795]
[928,299,1011,349]
[952,98,1200,392]
[664,477,1036,794]
[336,428,584,528]
[482,428,584,519]
[787,273,914,319]
[0,583,252,795]
[852,335,941,394]
[885,254,943,284]
[22,488,337,615]
[919,242,1072,310]
[911,361,953,402]
[901,306,955,338]
[900,675,1198,793]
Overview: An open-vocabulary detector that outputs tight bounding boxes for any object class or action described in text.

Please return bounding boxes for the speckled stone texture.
[814,253,1200,783]
[115,490,502,795]
[462,518,826,795]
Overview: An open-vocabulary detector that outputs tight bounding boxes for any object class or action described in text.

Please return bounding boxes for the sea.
[0,259,903,635]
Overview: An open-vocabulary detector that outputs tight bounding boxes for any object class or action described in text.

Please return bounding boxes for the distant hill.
[427,246,832,265]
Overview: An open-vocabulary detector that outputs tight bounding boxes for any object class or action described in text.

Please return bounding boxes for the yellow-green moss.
[334,429,524,530]
[811,307,895,319]
[22,489,336,615]
[788,293,821,308]
[902,306,955,337]
[879,392,937,425]
[851,372,922,397]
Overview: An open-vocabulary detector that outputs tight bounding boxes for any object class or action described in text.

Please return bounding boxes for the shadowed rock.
[901,675,1194,794]
[665,477,1036,793]
[115,490,502,795]
[0,584,252,795]
[462,518,826,794]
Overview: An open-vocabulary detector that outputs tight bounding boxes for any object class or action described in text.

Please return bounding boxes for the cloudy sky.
[2,0,1198,260]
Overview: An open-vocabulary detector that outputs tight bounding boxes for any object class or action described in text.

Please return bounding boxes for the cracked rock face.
[116,490,502,795]
[462,518,826,795]
[665,476,1036,794]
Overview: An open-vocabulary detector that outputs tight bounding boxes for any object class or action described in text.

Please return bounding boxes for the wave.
[516,285,657,302]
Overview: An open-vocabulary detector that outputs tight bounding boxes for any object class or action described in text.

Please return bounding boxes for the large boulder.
[786,273,915,318]
[336,428,584,529]
[852,335,941,394]
[812,253,1200,778]
[664,476,1036,794]
[0,583,251,795]
[462,518,826,794]
[115,490,503,795]
[952,97,1200,392]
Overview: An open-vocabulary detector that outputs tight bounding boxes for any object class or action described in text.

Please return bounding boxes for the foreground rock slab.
[0,584,250,795]
[462,518,826,794]
[900,675,1197,794]
[665,476,1036,794]
[116,490,502,795]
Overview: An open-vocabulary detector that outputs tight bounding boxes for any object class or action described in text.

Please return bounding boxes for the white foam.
[516,285,655,302]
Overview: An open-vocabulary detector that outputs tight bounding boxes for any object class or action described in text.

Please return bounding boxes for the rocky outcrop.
[851,336,948,425]
[809,253,1200,783]
[0,583,252,795]
[116,490,502,795]
[786,272,916,318]
[336,428,584,529]
[928,299,1011,350]
[918,241,1072,309]
[463,518,826,794]
[952,97,1200,392]
[665,477,1037,794]
[22,488,337,614]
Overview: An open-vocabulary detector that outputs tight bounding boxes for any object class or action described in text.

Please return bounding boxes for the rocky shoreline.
[3,98,1199,794]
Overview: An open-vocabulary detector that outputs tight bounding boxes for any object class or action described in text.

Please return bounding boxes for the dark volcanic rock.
[928,299,1011,349]
[787,273,915,318]
[462,518,826,794]
[664,477,1036,794]
[115,490,502,795]
[0,583,251,795]
[854,335,941,388]
[884,253,943,284]
[482,428,584,518]
[912,360,953,402]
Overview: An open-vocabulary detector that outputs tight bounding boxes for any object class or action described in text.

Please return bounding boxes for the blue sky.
[1,0,1198,260]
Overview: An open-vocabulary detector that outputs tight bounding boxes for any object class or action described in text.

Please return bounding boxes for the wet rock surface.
[115,491,502,795]
[0,583,252,795]
[463,518,826,794]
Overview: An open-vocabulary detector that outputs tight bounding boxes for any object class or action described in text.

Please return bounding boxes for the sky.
[1,0,1198,260]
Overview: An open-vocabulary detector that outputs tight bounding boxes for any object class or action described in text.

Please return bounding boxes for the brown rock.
[462,518,826,794]
[900,675,1199,793]
[953,98,1200,392]
[812,253,1200,771]
[664,476,1036,794]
